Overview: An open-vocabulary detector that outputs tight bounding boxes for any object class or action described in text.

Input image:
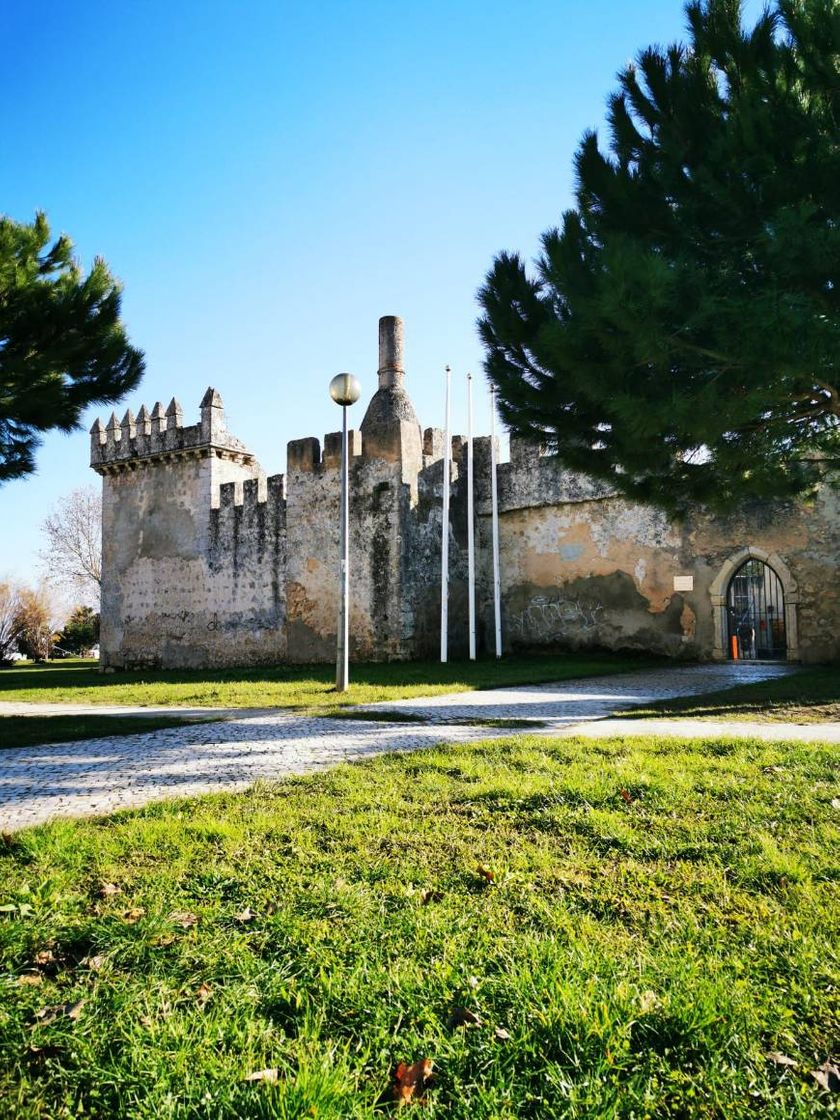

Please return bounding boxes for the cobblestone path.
[0,662,819,831]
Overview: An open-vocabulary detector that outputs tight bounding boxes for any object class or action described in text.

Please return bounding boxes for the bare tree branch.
[39,485,101,607]
[0,582,24,660]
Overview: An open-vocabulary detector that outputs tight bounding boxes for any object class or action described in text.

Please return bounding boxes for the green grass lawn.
[1,733,837,1118]
[0,653,662,710]
[0,716,213,752]
[625,665,840,724]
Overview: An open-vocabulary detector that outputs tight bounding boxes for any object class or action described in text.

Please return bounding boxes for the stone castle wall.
[472,440,839,664]
[92,316,839,669]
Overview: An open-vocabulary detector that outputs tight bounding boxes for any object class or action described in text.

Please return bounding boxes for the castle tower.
[360,315,423,483]
[90,389,282,669]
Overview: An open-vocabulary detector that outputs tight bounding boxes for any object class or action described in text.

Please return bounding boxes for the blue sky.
[1,0,763,593]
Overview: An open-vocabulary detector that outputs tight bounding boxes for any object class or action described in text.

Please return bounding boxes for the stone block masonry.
[92,316,840,668]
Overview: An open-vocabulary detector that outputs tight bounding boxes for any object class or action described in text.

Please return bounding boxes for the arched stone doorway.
[710,547,800,661]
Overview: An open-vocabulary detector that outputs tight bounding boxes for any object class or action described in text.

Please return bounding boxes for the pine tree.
[479,0,839,512]
[59,605,100,654]
[0,213,145,482]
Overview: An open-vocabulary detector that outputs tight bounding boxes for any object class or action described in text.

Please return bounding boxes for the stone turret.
[360,315,423,476]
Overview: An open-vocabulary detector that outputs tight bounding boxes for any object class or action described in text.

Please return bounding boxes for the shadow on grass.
[0,715,218,751]
[0,652,668,704]
[621,664,839,723]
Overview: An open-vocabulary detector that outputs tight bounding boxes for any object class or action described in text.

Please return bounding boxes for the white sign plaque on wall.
[673,575,694,592]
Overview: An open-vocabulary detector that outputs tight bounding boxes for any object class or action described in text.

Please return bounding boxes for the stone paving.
[0,662,830,832]
[360,661,795,723]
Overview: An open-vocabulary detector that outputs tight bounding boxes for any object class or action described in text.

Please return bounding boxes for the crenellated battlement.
[489,435,614,511]
[210,472,287,575]
[214,472,286,513]
[285,426,397,474]
[90,389,255,474]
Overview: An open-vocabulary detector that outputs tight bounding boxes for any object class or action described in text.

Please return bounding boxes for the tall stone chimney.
[360,315,422,475]
[377,315,405,388]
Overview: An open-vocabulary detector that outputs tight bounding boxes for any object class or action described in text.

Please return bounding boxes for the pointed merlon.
[90,417,106,455]
[151,401,166,434]
[200,387,224,410]
[136,404,152,434]
[121,408,137,439]
[165,397,183,426]
[200,386,225,440]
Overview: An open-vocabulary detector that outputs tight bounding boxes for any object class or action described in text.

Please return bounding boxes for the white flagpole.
[467,371,476,660]
[440,365,451,663]
[490,384,502,659]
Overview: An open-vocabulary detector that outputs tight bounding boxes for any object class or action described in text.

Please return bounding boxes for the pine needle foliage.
[0,212,145,482]
[479,0,839,512]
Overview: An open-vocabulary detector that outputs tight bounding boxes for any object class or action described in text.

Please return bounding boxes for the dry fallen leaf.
[169,910,199,929]
[831,798,840,811]
[122,907,146,924]
[619,788,634,805]
[16,973,43,987]
[150,933,177,948]
[98,882,122,898]
[392,1058,433,1105]
[33,950,56,969]
[138,1014,154,1029]
[420,889,443,906]
[494,1026,511,1041]
[765,1051,797,1068]
[811,1059,840,1092]
[84,954,106,972]
[476,864,496,884]
[196,982,213,1006]
[448,1005,482,1030]
[33,1000,84,1026]
[244,1068,279,1083]
[234,907,257,923]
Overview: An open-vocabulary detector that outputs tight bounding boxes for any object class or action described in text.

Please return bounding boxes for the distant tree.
[479,0,839,512]
[0,212,145,483]
[15,586,55,661]
[58,605,100,654]
[0,582,24,662]
[40,485,102,607]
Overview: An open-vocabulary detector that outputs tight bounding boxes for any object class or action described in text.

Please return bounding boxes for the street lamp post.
[329,372,362,691]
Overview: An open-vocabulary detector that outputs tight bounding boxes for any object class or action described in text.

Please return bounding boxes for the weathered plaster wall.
[475,440,839,663]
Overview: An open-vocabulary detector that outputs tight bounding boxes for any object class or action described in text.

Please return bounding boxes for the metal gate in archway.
[726,559,787,660]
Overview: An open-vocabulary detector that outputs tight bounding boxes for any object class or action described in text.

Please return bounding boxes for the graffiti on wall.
[507,593,605,642]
